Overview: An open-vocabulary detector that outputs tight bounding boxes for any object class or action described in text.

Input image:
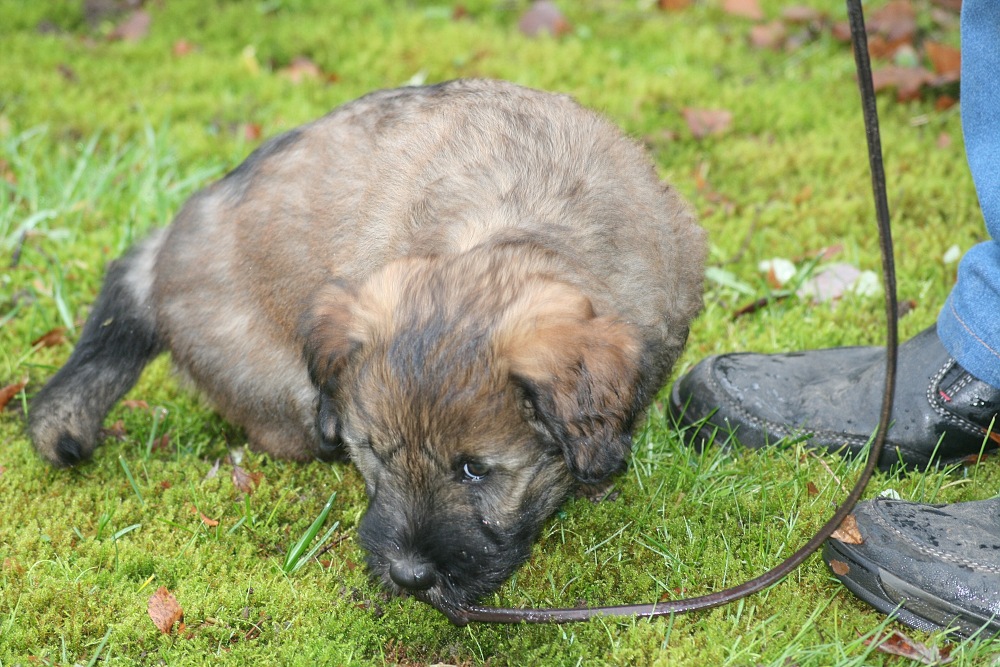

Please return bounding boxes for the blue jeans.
[936,0,1000,389]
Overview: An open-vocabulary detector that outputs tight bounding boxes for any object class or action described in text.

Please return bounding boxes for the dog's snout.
[389,557,437,591]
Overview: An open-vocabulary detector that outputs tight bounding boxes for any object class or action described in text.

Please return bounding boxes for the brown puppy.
[29,79,705,611]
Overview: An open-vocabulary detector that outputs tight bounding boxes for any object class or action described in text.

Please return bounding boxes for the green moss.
[0,0,994,664]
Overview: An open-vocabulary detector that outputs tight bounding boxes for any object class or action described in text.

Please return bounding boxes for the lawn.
[1,0,995,665]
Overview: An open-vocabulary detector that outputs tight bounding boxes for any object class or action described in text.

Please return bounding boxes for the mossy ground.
[1,1,995,664]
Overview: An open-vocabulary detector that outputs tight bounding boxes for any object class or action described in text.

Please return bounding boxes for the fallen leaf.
[749,21,787,51]
[797,263,863,302]
[109,9,151,42]
[722,0,763,20]
[122,399,150,411]
[204,458,222,480]
[191,505,220,527]
[830,514,863,545]
[867,0,917,44]
[232,464,263,494]
[934,95,957,111]
[56,63,78,83]
[897,298,917,319]
[279,56,322,84]
[863,629,954,665]
[782,6,825,24]
[925,41,960,76]
[658,0,692,9]
[682,108,732,139]
[0,380,27,411]
[518,1,572,38]
[452,5,469,20]
[829,559,850,576]
[807,481,819,496]
[243,123,262,141]
[31,327,67,348]
[148,586,184,634]
[101,419,129,440]
[872,65,934,102]
[172,39,196,56]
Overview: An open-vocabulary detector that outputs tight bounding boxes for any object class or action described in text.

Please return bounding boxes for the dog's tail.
[29,231,165,466]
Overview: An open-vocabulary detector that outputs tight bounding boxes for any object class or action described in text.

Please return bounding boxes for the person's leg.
[936,0,1000,390]
[823,0,1000,638]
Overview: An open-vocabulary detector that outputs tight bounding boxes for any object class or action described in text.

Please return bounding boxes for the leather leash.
[439,0,898,625]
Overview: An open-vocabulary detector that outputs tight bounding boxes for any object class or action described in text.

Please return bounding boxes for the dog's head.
[301,255,643,609]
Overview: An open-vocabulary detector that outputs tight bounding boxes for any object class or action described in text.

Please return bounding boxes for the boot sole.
[823,539,1000,639]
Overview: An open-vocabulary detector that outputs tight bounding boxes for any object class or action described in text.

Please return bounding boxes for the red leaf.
[148,586,184,634]
[518,1,572,38]
[682,108,732,139]
[722,0,763,21]
[109,10,151,43]
[0,380,27,411]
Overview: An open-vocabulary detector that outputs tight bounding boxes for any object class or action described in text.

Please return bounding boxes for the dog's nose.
[389,557,436,591]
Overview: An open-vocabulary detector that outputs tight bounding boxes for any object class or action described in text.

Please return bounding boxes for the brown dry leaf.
[101,419,129,440]
[682,108,733,139]
[722,0,763,20]
[867,0,916,43]
[232,464,263,494]
[872,65,934,101]
[148,586,184,634]
[782,6,825,24]
[279,56,322,84]
[935,95,957,111]
[518,1,572,38]
[243,123,263,141]
[863,629,954,665]
[109,9,151,42]
[31,327,67,348]
[749,21,786,51]
[122,399,150,411]
[172,39,196,56]
[658,0,692,9]
[925,41,961,76]
[830,514,863,545]
[191,505,220,527]
[0,380,27,411]
[806,481,819,496]
[829,559,850,576]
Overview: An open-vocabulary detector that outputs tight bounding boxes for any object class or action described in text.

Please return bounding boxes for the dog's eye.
[461,461,489,482]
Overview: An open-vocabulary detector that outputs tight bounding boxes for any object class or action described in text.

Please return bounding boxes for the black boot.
[824,496,1000,638]
[668,326,1000,469]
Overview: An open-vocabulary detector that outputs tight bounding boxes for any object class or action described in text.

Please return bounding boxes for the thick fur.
[29,79,706,609]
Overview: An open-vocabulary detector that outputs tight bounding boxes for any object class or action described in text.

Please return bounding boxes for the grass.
[0,0,996,664]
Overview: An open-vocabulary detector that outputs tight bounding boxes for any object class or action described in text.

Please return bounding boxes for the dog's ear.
[300,280,364,388]
[501,281,643,484]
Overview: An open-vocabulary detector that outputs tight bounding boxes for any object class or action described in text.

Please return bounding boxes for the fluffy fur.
[29,79,706,610]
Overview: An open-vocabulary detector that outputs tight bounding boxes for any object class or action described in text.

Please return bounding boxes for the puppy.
[29,79,706,611]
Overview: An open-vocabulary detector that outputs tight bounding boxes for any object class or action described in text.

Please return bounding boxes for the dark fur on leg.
[29,248,162,466]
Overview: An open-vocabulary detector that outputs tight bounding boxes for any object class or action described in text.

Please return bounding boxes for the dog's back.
[30,79,705,468]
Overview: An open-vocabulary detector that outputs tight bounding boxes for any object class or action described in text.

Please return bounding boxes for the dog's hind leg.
[29,232,165,466]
